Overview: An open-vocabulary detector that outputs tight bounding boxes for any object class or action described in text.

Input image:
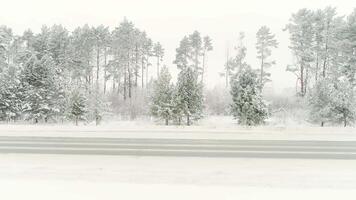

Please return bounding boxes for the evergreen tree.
[221,32,248,87]
[285,9,315,96]
[201,36,213,84]
[330,79,356,127]
[0,66,22,121]
[308,78,334,126]
[174,67,203,126]
[87,88,108,125]
[69,90,87,125]
[256,26,278,88]
[22,54,63,123]
[230,67,268,125]
[150,66,174,125]
[309,78,356,126]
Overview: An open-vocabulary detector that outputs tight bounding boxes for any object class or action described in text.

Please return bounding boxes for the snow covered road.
[2,136,356,159]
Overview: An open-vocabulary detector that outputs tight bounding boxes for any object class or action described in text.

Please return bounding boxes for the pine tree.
[22,54,63,123]
[330,79,356,127]
[308,78,334,126]
[69,90,87,125]
[150,66,174,125]
[87,88,108,125]
[221,32,248,87]
[0,66,22,121]
[285,9,315,96]
[174,67,203,126]
[201,36,213,84]
[230,67,268,125]
[309,78,356,126]
[256,26,278,89]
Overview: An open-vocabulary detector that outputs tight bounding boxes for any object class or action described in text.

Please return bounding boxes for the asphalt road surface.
[1,136,356,159]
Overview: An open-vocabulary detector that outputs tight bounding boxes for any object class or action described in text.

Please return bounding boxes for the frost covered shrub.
[308,78,356,127]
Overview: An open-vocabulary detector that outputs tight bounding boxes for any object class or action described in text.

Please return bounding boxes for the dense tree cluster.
[0,19,162,124]
[151,32,207,126]
[2,7,356,127]
[284,7,356,126]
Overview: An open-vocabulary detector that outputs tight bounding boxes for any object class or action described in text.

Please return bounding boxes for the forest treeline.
[1,7,356,127]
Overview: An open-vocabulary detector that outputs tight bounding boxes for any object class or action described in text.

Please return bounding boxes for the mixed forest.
[0,7,356,127]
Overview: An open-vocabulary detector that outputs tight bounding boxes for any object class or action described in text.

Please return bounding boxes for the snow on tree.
[68,89,87,126]
[87,88,109,125]
[230,67,268,125]
[221,32,248,88]
[150,66,174,125]
[0,66,22,121]
[284,9,315,96]
[201,36,213,84]
[174,67,203,126]
[256,26,278,89]
[330,79,356,127]
[308,78,335,126]
[21,54,64,123]
[309,78,356,126]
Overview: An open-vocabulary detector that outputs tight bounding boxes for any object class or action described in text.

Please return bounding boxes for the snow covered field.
[1,154,356,200]
[1,120,356,200]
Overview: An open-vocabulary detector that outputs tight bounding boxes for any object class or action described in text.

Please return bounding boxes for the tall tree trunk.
[260,55,264,89]
[124,66,127,100]
[225,48,229,88]
[112,77,116,92]
[305,65,309,95]
[96,47,100,86]
[128,65,132,99]
[201,51,206,84]
[157,56,160,78]
[135,45,139,87]
[315,50,319,82]
[300,64,304,96]
[146,59,149,88]
[187,114,190,126]
[103,49,107,94]
[165,118,168,126]
[117,75,121,94]
[322,23,330,78]
[141,57,145,88]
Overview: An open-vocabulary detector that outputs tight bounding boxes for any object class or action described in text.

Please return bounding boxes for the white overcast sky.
[1,0,355,93]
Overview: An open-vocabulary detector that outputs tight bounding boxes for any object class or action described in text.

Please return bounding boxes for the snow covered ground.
[1,116,356,141]
[1,118,356,200]
[1,154,356,200]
